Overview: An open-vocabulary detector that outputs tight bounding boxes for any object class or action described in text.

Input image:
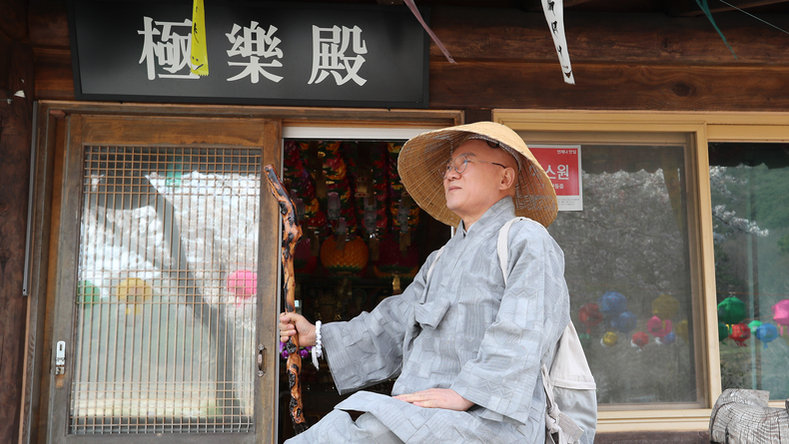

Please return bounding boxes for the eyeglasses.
[441,154,506,179]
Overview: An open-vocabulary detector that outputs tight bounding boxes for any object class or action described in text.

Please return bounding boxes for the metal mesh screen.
[71,146,261,434]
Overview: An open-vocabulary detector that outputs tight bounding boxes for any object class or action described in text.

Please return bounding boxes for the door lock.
[54,341,66,375]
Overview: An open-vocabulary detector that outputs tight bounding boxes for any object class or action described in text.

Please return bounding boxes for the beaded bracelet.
[311,320,323,369]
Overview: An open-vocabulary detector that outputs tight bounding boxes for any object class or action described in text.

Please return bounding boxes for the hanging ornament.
[320,236,369,277]
[611,310,637,334]
[717,296,746,325]
[647,315,672,338]
[675,319,689,343]
[754,323,779,349]
[631,331,649,351]
[601,331,618,347]
[748,319,763,332]
[597,291,627,320]
[579,303,604,334]
[78,280,101,307]
[772,299,789,335]
[728,322,750,347]
[652,294,679,320]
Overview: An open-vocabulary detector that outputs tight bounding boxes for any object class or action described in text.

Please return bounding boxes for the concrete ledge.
[595,431,710,444]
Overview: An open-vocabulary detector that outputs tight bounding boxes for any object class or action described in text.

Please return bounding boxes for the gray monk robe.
[286,198,571,444]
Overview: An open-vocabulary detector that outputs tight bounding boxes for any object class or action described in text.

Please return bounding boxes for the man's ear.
[499,167,517,191]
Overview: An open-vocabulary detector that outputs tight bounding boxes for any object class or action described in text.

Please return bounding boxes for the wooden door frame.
[19,101,462,444]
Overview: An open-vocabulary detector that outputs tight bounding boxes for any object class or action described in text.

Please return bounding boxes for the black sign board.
[67,1,430,108]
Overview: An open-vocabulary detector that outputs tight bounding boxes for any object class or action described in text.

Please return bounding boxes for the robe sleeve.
[321,249,439,394]
[450,219,570,424]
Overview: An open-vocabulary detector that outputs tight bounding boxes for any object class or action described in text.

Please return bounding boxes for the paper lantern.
[675,319,689,343]
[294,238,318,275]
[578,332,592,348]
[748,319,763,331]
[78,280,101,307]
[227,269,257,297]
[717,296,746,325]
[658,331,676,345]
[647,316,672,338]
[772,299,789,335]
[754,323,779,349]
[597,291,627,319]
[718,322,729,342]
[611,310,637,334]
[320,236,369,276]
[372,236,418,280]
[728,323,750,347]
[601,331,618,347]
[117,277,153,315]
[579,303,604,334]
[631,331,649,351]
[652,294,679,320]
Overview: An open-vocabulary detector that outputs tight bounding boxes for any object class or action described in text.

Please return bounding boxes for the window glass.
[535,142,698,406]
[709,142,789,401]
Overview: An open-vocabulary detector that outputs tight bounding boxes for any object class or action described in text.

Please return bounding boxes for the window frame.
[494,109,789,432]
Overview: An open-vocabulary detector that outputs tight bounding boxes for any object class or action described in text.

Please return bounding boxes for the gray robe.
[286,198,571,444]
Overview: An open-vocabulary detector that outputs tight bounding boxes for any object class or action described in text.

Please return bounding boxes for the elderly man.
[279,121,571,443]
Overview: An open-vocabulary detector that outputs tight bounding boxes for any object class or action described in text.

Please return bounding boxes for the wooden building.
[3,1,789,443]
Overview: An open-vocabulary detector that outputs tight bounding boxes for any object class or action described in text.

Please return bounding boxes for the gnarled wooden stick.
[264,164,308,435]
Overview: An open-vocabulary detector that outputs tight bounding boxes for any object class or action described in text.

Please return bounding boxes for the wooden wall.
[28,1,789,111]
[0,1,34,444]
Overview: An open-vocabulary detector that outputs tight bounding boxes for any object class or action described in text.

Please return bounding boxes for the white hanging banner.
[541,0,575,84]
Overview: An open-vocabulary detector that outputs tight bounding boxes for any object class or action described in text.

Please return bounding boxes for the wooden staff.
[264,164,308,435]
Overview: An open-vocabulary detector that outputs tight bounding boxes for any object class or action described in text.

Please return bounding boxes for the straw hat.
[398,121,558,227]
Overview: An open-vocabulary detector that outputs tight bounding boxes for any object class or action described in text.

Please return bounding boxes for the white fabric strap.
[311,320,323,369]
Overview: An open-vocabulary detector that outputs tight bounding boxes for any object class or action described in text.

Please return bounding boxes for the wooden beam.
[670,0,789,17]
[429,59,789,111]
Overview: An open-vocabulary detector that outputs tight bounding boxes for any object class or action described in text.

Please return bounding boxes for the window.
[709,142,789,401]
[497,110,789,431]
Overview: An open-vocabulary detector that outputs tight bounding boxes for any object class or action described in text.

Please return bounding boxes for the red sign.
[529,145,583,211]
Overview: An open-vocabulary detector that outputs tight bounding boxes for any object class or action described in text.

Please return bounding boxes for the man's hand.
[394,389,474,411]
[279,312,316,346]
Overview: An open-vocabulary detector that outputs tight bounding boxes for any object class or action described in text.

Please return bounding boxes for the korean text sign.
[529,145,583,211]
[68,0,429,108]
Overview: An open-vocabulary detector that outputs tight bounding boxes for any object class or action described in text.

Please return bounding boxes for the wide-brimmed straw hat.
[398,121,558,227]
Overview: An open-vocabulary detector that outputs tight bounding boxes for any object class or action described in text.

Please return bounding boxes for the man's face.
[443,139,514,227]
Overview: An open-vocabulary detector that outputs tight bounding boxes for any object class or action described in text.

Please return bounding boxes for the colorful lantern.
[718,322,729,342]
[597,291,627,319]
[601,331,618,347]
[748,319,763,332]
[675,319,689,343]
[579,303,604,334]
[372,235,419,280]
[717,296,746,325]
[227,269,257,298]
[657,331,676,345]
[647,316,672,338]
[78,280,100,307]
[728,323,750,347]
[754,323,779,349]
[631,331,649,351]
[578,332,592,348]
[772,299,789,335]
[320,236,369,276]
[652,294,679,320]
[117,277,153,315]
[611,311,637,334]
[294,238,318,275]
